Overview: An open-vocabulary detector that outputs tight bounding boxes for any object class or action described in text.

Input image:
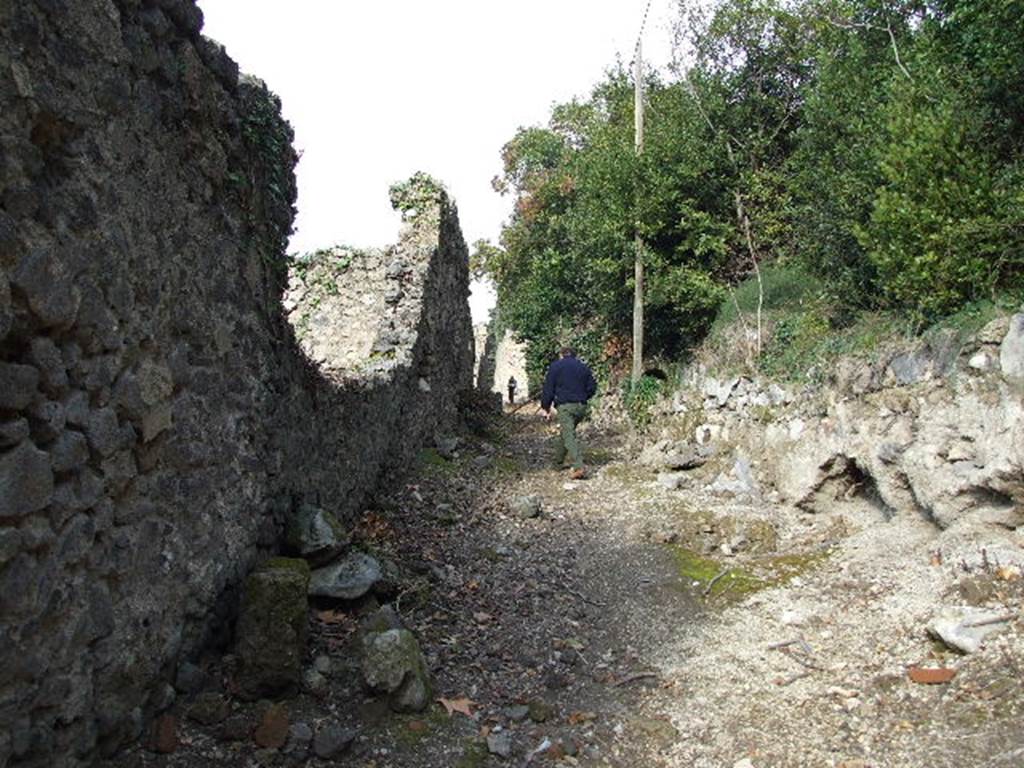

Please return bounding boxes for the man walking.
[541,347,597,479]
[507,376,517,405]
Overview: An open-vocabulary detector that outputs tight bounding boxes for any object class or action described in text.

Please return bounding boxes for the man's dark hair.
[559,346,575,357]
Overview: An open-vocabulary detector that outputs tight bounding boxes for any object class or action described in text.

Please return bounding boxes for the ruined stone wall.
[644,315,1024,534]
[0,4,472,766]
[475,322,529,402]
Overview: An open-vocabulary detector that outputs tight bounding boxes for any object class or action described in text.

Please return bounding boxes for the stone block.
[285,505,348,566]
[29,337,69,395]
[234,558,310,700]
[63,390,90,428]
[0,363,40,410]
[0,418,29,448]
[10,249,81,328]
[0,441,54,517]
[84,407,122,457]
[361,628,432,713]
[28,400,65,444]
[114,360,173,420]
[50,430,89,473]
[308,552,381,600]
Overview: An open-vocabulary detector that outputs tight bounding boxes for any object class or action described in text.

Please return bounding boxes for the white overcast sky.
[198,1,677,319]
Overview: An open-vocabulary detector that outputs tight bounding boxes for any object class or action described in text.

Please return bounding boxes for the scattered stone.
[968,351,993,370]
[309,551,382,600]
[285,504,348,567]
[506,705,530,723]
[487,730,513,758]
[286,721,313,754]
[253,704,289,749]
[510,495,542,519]
[361,628,432,713]
[928,606,1011,654]
[220,714,251,742]
[235,558,311,700]
[186,692,229,726]
[312,655,333,676]
[527,700,552,723]
[359,605,404,636]
[559,737,578,757]
[302,668,328,697]
[630,716,679,747]
[657,472,686,491]
[434,434,459,459]
[312,722,356,759]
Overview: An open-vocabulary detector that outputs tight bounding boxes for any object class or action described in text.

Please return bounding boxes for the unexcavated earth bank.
[0,3,471,765]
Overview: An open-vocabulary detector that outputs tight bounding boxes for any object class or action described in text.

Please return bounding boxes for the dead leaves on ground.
[437,696,475,718]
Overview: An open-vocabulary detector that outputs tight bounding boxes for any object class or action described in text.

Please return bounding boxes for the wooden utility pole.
[631,41,645,384]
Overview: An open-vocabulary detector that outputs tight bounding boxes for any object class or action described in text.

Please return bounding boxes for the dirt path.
[112,410,1024,768]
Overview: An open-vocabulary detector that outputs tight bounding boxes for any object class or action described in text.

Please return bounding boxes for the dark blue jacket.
[541,356,597,410]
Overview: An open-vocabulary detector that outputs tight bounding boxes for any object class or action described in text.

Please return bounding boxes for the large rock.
[510,495,542,519]
[0,441,54,517]
[285,505,348,566]
[928,606,1012,654]
[361,628,432,713]
[308,551,381,600]
[234,558,311,700]
[1000,313,1024,379]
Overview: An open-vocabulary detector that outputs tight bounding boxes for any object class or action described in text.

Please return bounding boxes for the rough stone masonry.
[0,2,473,766]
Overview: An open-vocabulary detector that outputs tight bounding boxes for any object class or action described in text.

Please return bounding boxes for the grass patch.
[491,456,521,475]
[418,448,455,474]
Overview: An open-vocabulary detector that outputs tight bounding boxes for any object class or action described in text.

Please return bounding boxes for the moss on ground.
[670,547,765,598]
[419,448,455,474]
[455,737,490,768]
[670,545,834,600]
[392,705,451,749]
[764,549,832,583]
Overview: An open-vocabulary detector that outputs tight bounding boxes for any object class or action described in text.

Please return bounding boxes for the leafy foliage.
[624,375,666,428]
[490,0,1024,382]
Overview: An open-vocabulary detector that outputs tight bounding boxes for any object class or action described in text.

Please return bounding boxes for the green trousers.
[553,402,587,469]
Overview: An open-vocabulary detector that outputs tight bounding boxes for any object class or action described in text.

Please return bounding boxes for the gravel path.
[110,410,1024,768]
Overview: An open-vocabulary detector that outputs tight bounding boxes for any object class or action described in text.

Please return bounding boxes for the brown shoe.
[570,467,587,480]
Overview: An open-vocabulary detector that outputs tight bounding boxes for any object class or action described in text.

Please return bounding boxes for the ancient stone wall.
[0,4,472,766]
[475,322,529,402]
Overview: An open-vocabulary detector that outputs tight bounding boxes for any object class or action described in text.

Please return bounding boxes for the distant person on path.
[541,347,597,479]
[507,376,517,405]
